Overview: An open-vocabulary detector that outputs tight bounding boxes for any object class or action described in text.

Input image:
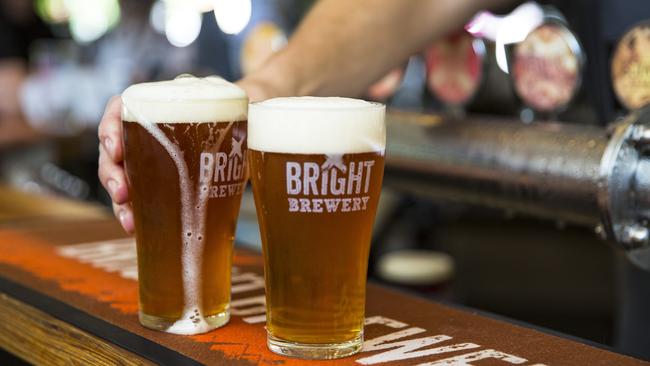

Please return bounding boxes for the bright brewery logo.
[286,154,375,213]
[199,137,246,198]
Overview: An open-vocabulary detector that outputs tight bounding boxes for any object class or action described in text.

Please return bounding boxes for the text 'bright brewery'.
[199,137,247,199]
[285,154,376,213]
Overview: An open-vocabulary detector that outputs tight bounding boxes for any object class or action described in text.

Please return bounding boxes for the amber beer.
[121,76,248,335]
[248,97,386,359]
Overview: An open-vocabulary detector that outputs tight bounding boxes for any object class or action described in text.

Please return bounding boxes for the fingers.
[113,202,135,234]
[98,143,129,204]
[98,95,124,163]
[98,95,132,234]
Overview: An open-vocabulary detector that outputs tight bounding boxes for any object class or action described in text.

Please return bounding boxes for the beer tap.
[385,107,650,270]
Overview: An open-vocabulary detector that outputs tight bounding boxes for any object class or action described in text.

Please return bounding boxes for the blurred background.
[2,0,650,361]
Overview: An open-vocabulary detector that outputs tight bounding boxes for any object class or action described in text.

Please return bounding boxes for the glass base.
[267,332,363,360]
[139,309,229,334]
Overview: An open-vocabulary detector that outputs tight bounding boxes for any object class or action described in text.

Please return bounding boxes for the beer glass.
[248,97,386,358]
[121,75,248,334]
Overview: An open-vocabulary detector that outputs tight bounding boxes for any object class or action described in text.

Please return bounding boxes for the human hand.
[97,78,275,234]
[97,96,134,233]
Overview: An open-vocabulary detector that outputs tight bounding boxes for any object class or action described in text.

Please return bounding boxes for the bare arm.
[240,0,515,100]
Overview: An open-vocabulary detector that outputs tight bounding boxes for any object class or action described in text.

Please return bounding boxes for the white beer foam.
[121,75,247,123]
[248,97,386,154]
[166,317,212,335]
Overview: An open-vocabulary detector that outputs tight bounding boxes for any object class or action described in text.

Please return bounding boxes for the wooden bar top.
[0,192,648,365]
[0,185,107,223]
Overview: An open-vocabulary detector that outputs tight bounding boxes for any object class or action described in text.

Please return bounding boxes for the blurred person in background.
[19,0,195,136]
[0,0,51,140]
[0,0,203,201]
[1,0,284,142]
[1,0,285,201]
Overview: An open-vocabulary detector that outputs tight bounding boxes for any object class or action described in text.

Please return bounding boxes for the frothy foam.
[248,97,386,154]
[122,75,247,123]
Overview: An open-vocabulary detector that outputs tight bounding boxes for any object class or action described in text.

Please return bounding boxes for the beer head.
[121,75,248,123]
[248,97,385,154]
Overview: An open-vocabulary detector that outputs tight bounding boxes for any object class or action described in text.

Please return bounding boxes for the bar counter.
[0,186,647,365]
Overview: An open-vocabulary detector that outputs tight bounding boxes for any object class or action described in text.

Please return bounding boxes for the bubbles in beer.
[122,75,247,334]
[247,96,387,349]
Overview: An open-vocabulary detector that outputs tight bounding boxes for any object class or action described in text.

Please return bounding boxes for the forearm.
[242,0,515,100]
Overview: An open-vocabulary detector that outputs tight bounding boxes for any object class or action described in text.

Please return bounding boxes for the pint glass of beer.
[248,97,386,358]
[121,75,248,334]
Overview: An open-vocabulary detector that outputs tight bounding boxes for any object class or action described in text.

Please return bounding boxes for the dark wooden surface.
[0,185,106,223]
[0,188,648,365]
[0,292,153,365]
